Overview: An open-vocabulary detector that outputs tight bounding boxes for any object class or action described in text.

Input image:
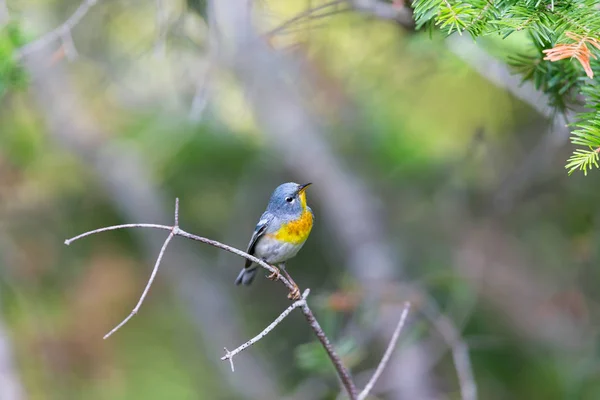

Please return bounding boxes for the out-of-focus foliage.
[0,21,28,97]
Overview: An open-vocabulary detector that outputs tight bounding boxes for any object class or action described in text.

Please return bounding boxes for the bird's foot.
[287,285,301,301]
[266,266,281,281]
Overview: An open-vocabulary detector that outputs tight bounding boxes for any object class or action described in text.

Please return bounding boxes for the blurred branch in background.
[350,0,414,28]
[265,0,349,38]
[188,65,211,122]
[0,170,26,400]
[422,302,477,400]
[492,112,570,213]
[455,224,588,348]
[154,0,168,56]
[447,36,553,118]
[0,302,25,400]
[0,0,8,25]
[14,0,99,61]
[357,301,410,400]
[264,1,414,42]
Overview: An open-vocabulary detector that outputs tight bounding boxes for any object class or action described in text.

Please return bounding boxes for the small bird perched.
[235,182,314,300]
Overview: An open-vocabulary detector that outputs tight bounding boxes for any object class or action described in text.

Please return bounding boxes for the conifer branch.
[411,0,600,174]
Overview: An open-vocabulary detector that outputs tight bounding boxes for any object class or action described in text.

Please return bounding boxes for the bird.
[235,182,314,300]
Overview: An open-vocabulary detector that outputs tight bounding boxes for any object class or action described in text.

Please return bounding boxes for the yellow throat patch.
[270,191,313,245]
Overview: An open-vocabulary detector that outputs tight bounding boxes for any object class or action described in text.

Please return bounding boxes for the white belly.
[254,235,306,264]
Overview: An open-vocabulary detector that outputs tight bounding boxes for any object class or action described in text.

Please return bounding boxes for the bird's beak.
[297,182,312,194]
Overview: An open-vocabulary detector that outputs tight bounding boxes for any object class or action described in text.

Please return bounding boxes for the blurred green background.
[1,1,599,399]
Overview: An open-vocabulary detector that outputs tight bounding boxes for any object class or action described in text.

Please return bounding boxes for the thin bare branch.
[222,289,310,371]
[99,199,181,339]
[358,302,411,400]
[0,0,9,26]
[154,0,168,56]
[61,30,78,61]
[174,229,295,291]
[14,0,100,60]
[64,224,173,245]
[104,228,176,339]
[300,302,358,399]
[0,313,25,400]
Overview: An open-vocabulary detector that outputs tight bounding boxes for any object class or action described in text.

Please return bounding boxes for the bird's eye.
[285,197,294,203]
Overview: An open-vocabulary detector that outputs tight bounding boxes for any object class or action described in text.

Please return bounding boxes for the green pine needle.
[566,149,600,175]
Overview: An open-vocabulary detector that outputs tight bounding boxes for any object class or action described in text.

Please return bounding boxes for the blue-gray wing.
[245,212,273,268]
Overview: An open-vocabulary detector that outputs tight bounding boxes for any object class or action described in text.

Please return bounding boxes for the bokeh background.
[1,1,599,399]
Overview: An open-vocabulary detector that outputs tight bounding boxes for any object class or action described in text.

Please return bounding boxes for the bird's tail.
[235,267,258,286]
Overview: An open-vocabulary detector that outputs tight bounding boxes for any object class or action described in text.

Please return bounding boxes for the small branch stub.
[223,348,235,372]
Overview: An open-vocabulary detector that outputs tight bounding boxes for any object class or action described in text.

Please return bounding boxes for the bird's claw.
[267,267,281,281]
[287,285,301,300]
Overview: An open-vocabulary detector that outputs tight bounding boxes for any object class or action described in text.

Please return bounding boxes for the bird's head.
[267,182,312,217]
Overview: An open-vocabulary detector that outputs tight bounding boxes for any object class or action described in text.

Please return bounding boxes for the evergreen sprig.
[412,0,600,174]
[566,83,600,174]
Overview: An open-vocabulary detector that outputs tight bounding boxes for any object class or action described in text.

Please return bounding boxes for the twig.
[0,0,9,26]
[60,29,79,61]
[174,230,295,291]
[222,289,311,371]
[174,197,180,225]
[64,224,173,245]
[358,302,411,400]
[103,229,175,339]
[300,302,358,399]
[14,0,100,60]
[97,199,180,338]
[154,0,168,56]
